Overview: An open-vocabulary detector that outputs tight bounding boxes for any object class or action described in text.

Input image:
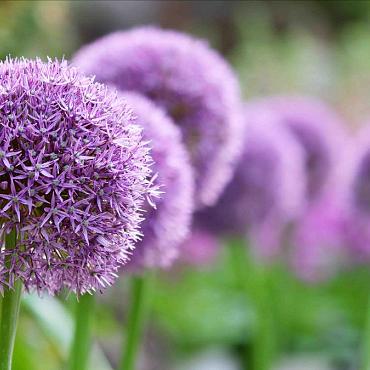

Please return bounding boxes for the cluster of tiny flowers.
[73,26,243,208]
[122,92,194,270]
[195,103,305,242]
[263,96,346,200]
[0,58,157,295]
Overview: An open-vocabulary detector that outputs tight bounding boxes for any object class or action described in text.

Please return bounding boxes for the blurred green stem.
[229,239,275,370]
[119,274,150,370]
[252,265,275,370]
[229,239,251,369]
[0,229,22,370]
[362,292,370,370]
[68,293,95,370]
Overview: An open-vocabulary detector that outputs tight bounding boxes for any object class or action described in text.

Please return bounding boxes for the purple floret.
[122,92,194,270]
[73,27,243,208]
[0,58,157,295]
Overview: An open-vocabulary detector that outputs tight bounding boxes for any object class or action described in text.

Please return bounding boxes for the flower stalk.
[362,292,370,370]
[0,229,22,370]
[68,293,95,370]
[229,238,276,370]
[119,275,150,370]
[252,266,276,370]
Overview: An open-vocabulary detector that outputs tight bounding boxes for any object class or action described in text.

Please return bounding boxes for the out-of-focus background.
[3,0,370,127]
[2,1,370,369]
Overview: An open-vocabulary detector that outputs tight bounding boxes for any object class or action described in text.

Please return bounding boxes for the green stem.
[362,292,370,370]
[229,238,276,370]
[68,293,95,370]
[252,265,275,370]
[229,239,252,369]
[119,275,150,370]
[0,229,22,370]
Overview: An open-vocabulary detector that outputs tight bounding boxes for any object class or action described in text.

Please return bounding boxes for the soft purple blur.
[73,26,243,209]
[195,102,306,253]
[122,92,194,271]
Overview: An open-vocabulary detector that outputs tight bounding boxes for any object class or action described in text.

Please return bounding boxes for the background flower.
[195,103,306,252]
[123,92,194,270]
[340,126,370,259]
[73,26,243,208]
[260,96,347,200]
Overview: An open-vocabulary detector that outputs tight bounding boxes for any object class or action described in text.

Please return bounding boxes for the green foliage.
[0,1,76,59]
[152,240,370,369]
[152,246,255,348]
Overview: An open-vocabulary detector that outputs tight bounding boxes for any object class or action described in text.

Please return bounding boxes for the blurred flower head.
[289,118,353,282]
[341,125,370,258]
[123,92,194,271]
[0,57,156,295]
[73,26,243,208]
[264,96,346,200]
[195,102,306,251]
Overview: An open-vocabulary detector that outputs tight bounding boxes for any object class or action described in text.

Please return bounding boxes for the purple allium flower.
[0,58,156,295]
[263,96,346,200]
[195,103,306,243]
[179,229,220,267]
[289,124,352,282]
[122,92,194,270]
[73,27,243,208]
[290,196,349,282]
[340,126,370,258]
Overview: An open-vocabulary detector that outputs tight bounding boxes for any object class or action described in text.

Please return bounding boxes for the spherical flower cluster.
[195,103,306,241]
[0,58,156,295]
[122,92,194,270]
[73,26,243,208]
[264,96,346,200]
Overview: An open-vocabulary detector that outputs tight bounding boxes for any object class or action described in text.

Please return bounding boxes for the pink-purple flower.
[195,103,306,248]
[262,96,346,200]
[0,58,157,295]
[341,126,370,258]
[73,27,243,208]
[122,92,194,270]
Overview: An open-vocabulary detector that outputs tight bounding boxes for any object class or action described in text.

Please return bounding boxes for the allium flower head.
[73,27,243,208]
[264,96,346,199]
[195,103,306,241]
[0,57,156,295]
[122,92,194,270]
[341,126,370,258]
